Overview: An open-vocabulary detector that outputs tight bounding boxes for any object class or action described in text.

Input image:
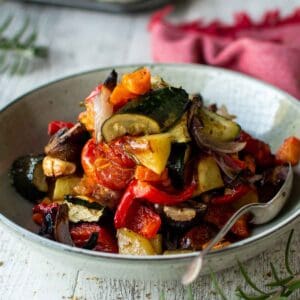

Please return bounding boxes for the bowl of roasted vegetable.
[0,64,299,280]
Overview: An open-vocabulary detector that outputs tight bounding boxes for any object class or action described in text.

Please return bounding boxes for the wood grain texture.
[0,0,300,299]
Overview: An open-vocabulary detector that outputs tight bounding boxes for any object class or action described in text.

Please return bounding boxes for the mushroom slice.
[163,201,207,230]
[45,123,89,162]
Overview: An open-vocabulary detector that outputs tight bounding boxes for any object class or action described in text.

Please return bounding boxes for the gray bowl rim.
[0,62,299,262]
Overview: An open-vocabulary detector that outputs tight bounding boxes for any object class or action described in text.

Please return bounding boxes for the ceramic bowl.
[0,64,299,281]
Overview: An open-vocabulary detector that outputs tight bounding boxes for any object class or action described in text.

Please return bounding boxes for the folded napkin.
[149,6,300,99]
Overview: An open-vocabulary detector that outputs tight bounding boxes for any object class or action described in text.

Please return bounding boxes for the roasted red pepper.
[125,201,161,239]
[70,223,118,253]
[211,184,251,205]
[48,120,74,135]
[239,131,275,167]
[204,204,250,238]
[114,179,196,229]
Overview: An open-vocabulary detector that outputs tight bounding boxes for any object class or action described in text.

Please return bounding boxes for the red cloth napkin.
[149,6,300,99]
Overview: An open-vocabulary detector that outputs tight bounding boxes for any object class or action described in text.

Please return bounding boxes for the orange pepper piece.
[134,165,168,182]
[276,136,300,166]
[122,67,151,95]
[109,83,137,108]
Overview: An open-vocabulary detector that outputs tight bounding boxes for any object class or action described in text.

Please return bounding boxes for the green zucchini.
[118,87,190,132]
[10,154,48,202]
[64,195,104,210]
[198,107,241,142]
[167,143,190,189]
[193,156,224,196]
[102,114,160,142]
[168,113,191,143]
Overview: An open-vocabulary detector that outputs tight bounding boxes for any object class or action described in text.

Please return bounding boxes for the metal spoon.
[182,164,293,285]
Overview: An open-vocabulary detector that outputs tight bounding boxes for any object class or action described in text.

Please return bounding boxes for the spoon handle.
[181,204,254,285]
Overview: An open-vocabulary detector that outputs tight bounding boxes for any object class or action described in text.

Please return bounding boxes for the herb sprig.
[213,230,300,299]
[0,16,48,75]
[161,230,299,299]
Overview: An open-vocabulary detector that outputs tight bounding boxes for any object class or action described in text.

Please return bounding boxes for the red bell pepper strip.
[114,179,196,228]
[48,120,74,135]
[211,184,251,205]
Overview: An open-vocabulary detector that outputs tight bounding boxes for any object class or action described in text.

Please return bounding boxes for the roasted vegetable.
[45,123,89,162]
[48,120,74,136]
[117,228,156,255]
[163,200,207,230]
[188,101,246,153]
[70,223,118,253]
[276,136,300,166]
[52,176,81,200]
[122,201,161,239]
[118,87,190,132]
[42,156,76,177]
[167,143,190,189]
[168,113,191,143]
[193,156,224,196]
[149,234,163,254]
[114,180,196,231]
[180,224,213,250]
[101,114,160,142]
[63,195,105,223]
[198,107,241,142]
[64,195,104,210]
[10,154,48,201]
[204,204,250,238]
[126,133,172,174]
[54,204,74,246]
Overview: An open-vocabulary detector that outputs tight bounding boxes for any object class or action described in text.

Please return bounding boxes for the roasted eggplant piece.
[162,200,207,230]
[180,224,213,251]
[45,122,89,162]
[10,154,48,202]
[167,143,190,189]
[63,195,106,223]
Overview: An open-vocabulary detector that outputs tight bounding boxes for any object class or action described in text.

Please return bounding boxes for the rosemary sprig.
[0,15,48,75]
[235,230,300,300]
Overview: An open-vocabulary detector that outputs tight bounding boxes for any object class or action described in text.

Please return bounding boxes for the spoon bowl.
[182,164,293,285]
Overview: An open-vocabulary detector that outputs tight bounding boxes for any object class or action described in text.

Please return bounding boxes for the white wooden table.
[0,1,299,299]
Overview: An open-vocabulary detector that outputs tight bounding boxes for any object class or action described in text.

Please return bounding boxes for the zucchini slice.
[10,154,48,201]
[193,156,224,196]
[126,133,172,174]
[168,114,191,143]
[118,87,190,132]
[198,107,241,142]
[102,114,160,142]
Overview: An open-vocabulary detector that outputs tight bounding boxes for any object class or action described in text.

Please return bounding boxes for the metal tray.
[22,0,171,13]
